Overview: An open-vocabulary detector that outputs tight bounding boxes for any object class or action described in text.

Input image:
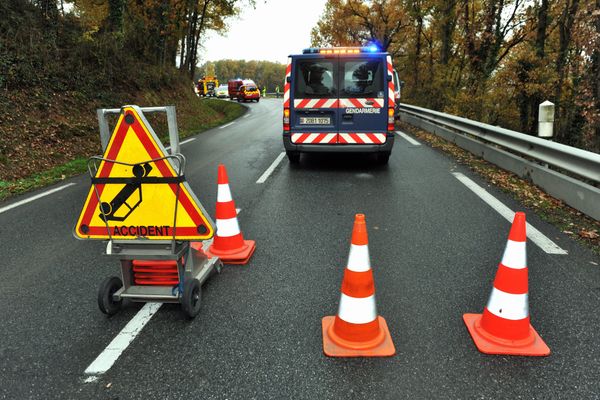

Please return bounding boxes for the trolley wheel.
[182,278,202,319]
[98,276,123,316]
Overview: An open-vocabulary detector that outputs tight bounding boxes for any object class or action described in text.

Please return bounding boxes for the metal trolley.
[88,106,220,318]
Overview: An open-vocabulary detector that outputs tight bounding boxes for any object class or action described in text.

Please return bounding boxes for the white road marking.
[166,137,195,151]
[83,215,239,382]
[236,208,241,214]
[396,130,421,146]
[452,172,567,254]
[243,113,251,118]
[219,122,235,129]
[0,183,76,215]
[256,152,286,184]
[84,303,162,379]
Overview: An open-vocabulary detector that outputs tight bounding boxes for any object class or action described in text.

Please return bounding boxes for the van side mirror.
[286,76,291,83]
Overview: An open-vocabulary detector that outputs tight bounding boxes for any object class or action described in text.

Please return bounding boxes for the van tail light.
[388,108,394,131]
[283,108,290,131]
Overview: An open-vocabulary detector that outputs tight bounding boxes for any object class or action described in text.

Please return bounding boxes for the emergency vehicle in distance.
[283,46,397,164]
[228,78,258,101]
[196,76,219,97]
[237,83,260,102]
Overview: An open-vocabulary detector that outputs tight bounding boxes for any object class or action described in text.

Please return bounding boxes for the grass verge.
[0,98,245,202]
[398,121,600,256]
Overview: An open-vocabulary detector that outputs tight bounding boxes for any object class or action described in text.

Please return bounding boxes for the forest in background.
[196,60,286,92]
[0,0,249,189]
[312,0,600,152]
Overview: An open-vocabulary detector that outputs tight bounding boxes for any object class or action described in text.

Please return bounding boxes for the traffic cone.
[322,214,395,357]
[206,164,255,264]
[463,212,550,356]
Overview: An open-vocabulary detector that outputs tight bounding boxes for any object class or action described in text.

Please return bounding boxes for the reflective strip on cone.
[217,184,233,202]
[501,240,527,269]
[485,288,529,320]
[337,293,377,324]
[347,244,370,272]
[216,217,241,237]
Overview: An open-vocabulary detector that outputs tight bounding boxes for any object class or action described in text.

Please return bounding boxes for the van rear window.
[340,60,384,98]
[294,60,336,98]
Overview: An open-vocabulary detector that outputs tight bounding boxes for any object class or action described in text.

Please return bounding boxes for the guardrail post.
[538,101,555,139]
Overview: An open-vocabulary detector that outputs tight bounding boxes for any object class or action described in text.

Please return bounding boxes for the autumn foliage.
[312,0,599,152]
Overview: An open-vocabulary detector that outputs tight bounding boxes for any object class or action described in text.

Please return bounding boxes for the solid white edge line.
[219,121,235,129]
[256,152,286,184]
[395,130,421,146]
[452,172,567,254]
[0,183,76,214]
[84,302,162,378]
[243,113,251,118]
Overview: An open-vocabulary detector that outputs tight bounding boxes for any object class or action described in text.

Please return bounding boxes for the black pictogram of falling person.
[98,163,153,222]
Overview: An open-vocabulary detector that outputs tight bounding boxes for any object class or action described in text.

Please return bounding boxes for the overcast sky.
[201,0,326,65]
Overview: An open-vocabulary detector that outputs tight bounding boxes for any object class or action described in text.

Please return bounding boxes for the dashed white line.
[452,172,567,254]
[0,183,76,215]
[396,130,421,146]
[256,152,286,184]
[243,113,251,118]
[219,122,235,129]
[166,137,195,151]
[84,302,162,379]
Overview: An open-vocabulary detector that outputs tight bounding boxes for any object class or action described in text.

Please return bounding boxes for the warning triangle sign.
[74,106,215,241]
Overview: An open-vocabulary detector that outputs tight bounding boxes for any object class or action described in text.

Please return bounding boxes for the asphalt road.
[0,98,599,399]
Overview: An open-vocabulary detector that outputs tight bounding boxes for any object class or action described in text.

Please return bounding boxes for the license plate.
[300,117,330,125]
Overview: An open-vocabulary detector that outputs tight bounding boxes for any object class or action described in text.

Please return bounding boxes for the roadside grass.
[397,121,600,255]
[0,99,245,202]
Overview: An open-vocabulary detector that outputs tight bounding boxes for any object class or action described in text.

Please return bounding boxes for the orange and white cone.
[322,214,395,357]
[206,164,255,265]
[463,212,550,356]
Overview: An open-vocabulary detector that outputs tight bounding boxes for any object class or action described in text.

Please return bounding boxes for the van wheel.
[376,152,390,165]
[286,151,300,164]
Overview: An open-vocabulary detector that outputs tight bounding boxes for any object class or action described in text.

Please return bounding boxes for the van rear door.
[337,56,387,144]
[289,55,339,145]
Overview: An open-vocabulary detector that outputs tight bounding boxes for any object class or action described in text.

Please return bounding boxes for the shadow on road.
[291,153,389,172]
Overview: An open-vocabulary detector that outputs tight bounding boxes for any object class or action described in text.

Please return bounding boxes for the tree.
[311,0,409,53]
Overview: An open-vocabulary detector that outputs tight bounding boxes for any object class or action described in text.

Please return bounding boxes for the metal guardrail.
[398,103,600,220]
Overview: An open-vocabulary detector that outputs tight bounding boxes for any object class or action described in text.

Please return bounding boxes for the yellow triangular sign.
[74,106,215,240]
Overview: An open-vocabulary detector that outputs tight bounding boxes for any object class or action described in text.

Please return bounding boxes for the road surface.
[0,98,599,399]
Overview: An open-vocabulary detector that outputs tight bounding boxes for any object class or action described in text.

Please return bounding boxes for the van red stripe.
[297,133,310,143]
[353,134,365,144]
[314,98,328,108]
[349,98,363,108]
[314,133,326,142]
[297,99,311,108]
